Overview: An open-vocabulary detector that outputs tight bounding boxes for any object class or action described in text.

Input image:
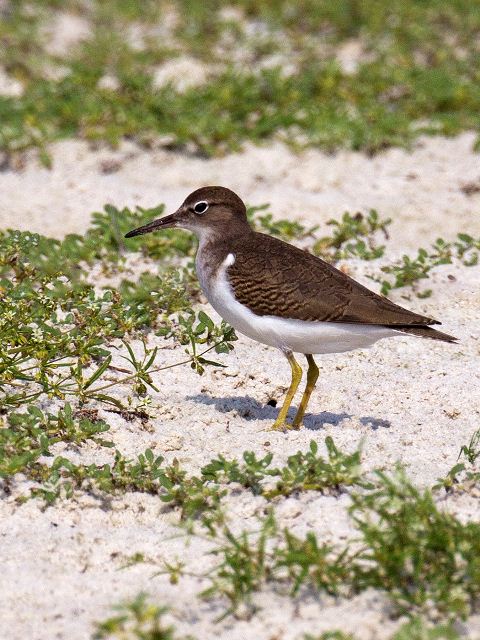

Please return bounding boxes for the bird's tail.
[392,325,457,343]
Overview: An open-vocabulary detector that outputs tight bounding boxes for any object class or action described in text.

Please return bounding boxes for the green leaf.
[198,310,214,331]
[88,394,125,409]
[84,356,112,389]
[198,357,226,368]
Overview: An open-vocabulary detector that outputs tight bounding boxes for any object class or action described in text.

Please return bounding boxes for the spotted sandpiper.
[125,186,456,430]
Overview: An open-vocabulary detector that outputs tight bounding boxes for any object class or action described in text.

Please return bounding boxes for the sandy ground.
[2,132,480,250]
[1,136,480,639]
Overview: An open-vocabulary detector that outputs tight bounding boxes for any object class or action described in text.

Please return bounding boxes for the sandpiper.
[126,186,456,430]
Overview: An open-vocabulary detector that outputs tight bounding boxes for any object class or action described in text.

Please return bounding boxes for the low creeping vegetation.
[434,427,480,494]
[1,1,480,160]
[95,594,462,640]
[350,469,480,620]
[93,593,191,640]
[0,263,235,408]
[313,210,391,261]
[93,596,462,640]
[4,433,365,514]
[202,437,368,499]
[376,234,480,297]
[86,455,480,627]
[192,470,480,622]
[0,403,112,478]
[306,619,461,640]
[94,464,476,637]
[200,511,353,620]
[0,204,237,411]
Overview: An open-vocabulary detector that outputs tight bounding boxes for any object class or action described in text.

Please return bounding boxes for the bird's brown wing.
[227,232,438,326]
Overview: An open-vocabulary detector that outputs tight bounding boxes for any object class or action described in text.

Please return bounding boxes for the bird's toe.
[268,420,301,432]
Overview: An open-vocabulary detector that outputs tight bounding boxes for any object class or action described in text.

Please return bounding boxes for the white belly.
[198,254,398,355]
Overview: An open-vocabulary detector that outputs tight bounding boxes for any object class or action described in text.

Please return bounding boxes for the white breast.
[197,253,398,355]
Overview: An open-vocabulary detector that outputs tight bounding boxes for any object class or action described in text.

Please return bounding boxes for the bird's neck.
[195,223,252,290]
[196,222,251,253]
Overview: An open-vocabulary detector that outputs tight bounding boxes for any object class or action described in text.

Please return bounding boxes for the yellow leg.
[291,354,319,429]
[270,351,303,431]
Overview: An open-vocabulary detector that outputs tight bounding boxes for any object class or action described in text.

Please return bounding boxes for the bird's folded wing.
[227,233,438,326]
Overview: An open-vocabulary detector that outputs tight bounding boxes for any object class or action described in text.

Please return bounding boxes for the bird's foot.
[268,420,301,432]
[290,420,304,430]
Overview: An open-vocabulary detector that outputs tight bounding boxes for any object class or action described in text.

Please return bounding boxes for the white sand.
[1,136,480,639]
[152,57,212,90]
[42,12,92,56]
[0,67,23,97]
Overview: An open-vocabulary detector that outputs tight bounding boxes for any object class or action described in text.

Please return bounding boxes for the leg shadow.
[303,413,391,430]
[188,393,391,431]
[187,393,278,421]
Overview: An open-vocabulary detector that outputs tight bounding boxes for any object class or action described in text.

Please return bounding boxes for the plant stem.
[85,340,225,395]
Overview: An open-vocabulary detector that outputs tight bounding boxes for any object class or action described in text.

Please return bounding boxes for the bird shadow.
[187,393,391,431]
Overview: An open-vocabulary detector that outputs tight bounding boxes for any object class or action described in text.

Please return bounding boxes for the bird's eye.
[193,201,209,214]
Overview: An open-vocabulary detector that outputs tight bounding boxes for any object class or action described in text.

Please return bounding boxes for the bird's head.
[125,186,249,240]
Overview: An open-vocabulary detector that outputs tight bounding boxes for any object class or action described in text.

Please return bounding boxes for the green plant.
[247,204,318,241]
[0,230,236,410]
[305,633,354,640]
[202,439,367,499]
[0,205,195,283]
[201,512,352,618]
[25,438,361,510]
[0,404,111,478]
[376,234,480,296]
[201,450,275,495]
[93,593,192,640]
[313,210,391,261]
[378,249,436,296]
[29,448,167,504]
[434,429,480,494]
[392,617,460,640]
[2,2,480,159]
[275,529,351,596]
[266,437,367,498]
[304,619,461,640]
[158,459,226,525]
[350,469,480,619]
[21,442,226,524]
[201,513,277,619]
[458,428,480,465]
[27,448,227,525]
